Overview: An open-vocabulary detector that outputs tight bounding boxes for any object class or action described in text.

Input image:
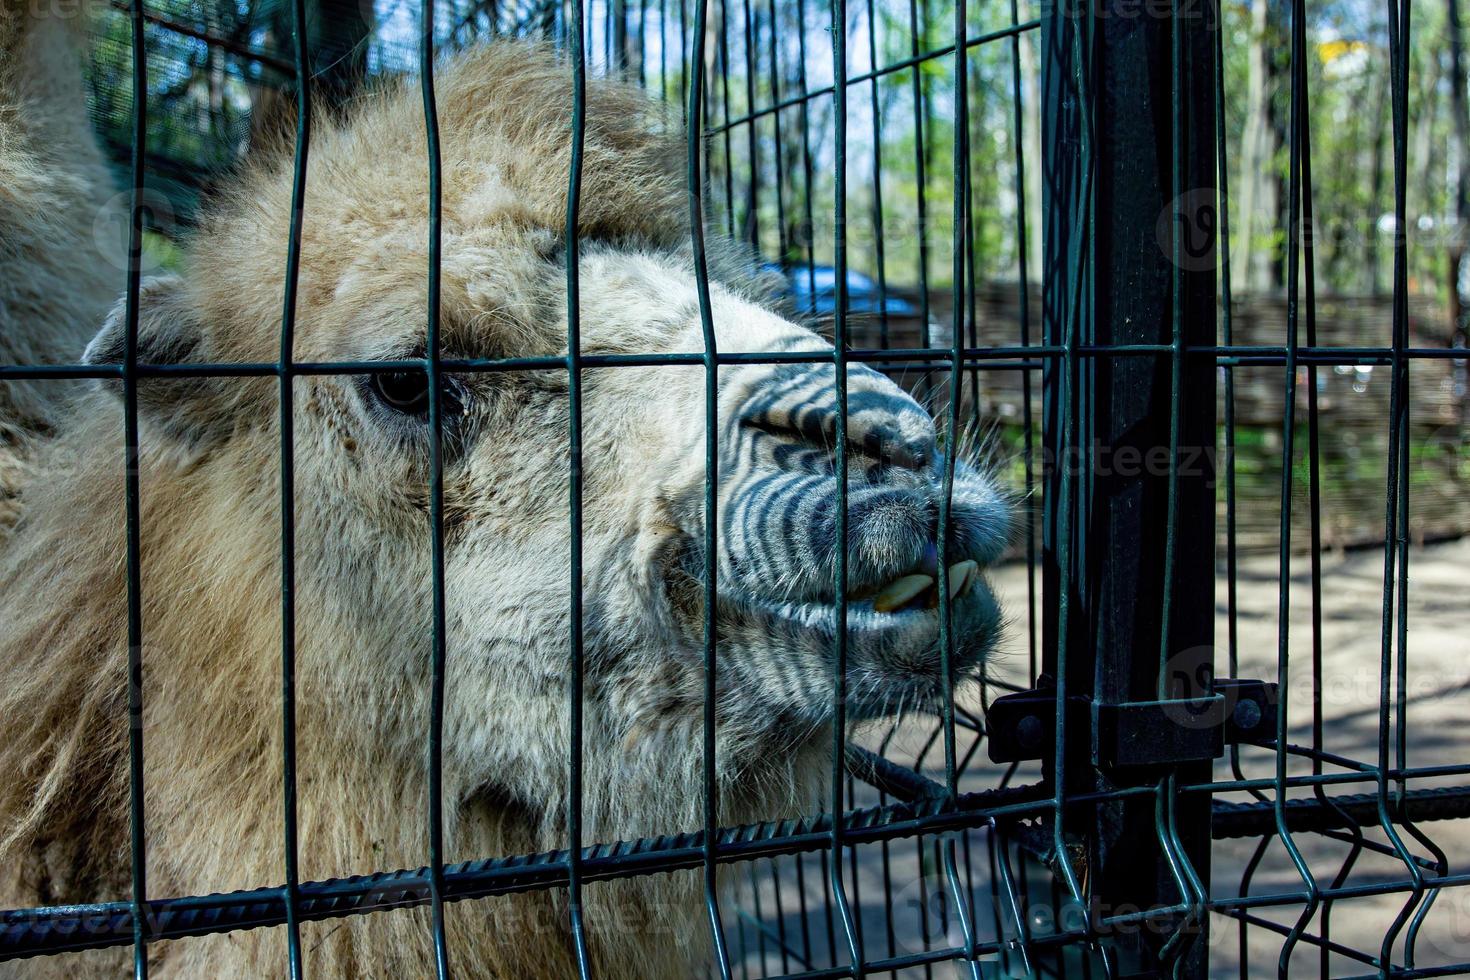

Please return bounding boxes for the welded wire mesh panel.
[5,0,1047,976]
[2,0,1470,974]
[1200,0,1470,967]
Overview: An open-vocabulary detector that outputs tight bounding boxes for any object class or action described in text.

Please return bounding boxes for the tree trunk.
[1235,0,1282,293]
[310,0,374,105]
[246,0,374,154]
[1020,7,1043,282]
[1412,35,1443,243]
[1367,51,1390,294]
[611,0,628,74]
[1449,0,1470,421]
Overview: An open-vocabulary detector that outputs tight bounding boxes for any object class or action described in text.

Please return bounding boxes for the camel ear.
[83,275,230,449]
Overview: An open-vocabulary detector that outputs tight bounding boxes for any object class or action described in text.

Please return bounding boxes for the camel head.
[74,44,1009,833]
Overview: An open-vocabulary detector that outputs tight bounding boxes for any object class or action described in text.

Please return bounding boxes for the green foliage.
[83,0,1470,305]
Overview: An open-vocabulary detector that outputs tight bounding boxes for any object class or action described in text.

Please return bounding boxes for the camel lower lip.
[743,594,957,631]
[721,584,1001,657]
[685,574,1001,722]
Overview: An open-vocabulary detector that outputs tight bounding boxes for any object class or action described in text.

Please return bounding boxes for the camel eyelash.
[358,370,472,425]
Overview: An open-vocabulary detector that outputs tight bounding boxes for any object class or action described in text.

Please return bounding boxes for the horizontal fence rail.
[10,768,1470,961]
[1,0,1468,973]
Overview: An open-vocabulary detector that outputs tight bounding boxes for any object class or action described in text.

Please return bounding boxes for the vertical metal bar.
[1293,16,1366,978]
[1211,6,1278,971]
[844,772,866,959]
[828,0,862,972]
[679,0,689,127]
[1388,9,1437,957]
[769,859,792,975]
[863,0,888,348]
[987,820,1034,976]
[418,3,452,975]
[986,828,1009,966]
[566,0,594,973]
[1041,0,1217,968]
[1234,837,1269,976]
[793,0,818,311]
[938,0,967,799]
[963,143,981,448]
[1375,0,1429,961]
[719,0,736,237]
[1156,0,1187,694]
[818,848,840,967]
[742,0,759,248]
[1216,0,1245,805]
[686,0,734,972]
[794,851,814,964]
[928,837,948,948]
[1271,0,1324,967]
[1040,0,1092,923]
[766,0,789,265]
[1298,27,1323,802]
[911,834,932,976]
[123,2,150,977]
[1155,772,1207,967]
[937,0,980,971]
[748,864,768,971]
[278,0,312,974]
[938,844,979,978]
[1008,0,1037,684]
[906,0,932,368]
[1155,0,1209,959]
[873,723,899,972]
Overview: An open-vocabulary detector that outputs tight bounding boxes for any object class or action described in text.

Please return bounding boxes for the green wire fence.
[3,0,1470,976]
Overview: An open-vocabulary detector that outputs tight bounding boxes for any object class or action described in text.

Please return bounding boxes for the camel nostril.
[850,421,932,472]
[743,413,934,472]
[868,432,929,472]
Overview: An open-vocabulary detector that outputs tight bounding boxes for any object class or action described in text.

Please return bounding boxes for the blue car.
[765,263,919,317]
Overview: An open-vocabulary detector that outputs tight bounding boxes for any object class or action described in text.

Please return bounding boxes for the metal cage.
[3,0,1470,975]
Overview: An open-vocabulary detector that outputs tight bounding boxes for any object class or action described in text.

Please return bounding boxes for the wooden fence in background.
[833,285,1470,555]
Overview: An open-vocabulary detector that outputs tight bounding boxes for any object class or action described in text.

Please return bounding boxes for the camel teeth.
[872,574,935,613]
[947,560,979,601]
[959,567,978,597]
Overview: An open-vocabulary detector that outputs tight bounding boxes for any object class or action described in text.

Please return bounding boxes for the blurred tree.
[1449,0,1469,419]
[1236,0,1285,292]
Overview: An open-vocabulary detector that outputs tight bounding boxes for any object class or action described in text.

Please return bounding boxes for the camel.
[0,8,1011,977]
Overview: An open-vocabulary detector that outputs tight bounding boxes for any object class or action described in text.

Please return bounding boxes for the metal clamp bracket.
[987,677,1278,767]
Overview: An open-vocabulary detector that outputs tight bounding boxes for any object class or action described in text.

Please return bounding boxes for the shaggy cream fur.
[0,19,1010,979]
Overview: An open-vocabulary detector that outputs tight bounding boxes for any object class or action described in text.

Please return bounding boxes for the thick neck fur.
[0,407,828,978]
[0,30,844,978]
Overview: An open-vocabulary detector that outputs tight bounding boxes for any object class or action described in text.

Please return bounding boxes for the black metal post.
[1042,0,1219,974]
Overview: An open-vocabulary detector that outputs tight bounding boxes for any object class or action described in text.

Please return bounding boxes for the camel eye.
[366,370,470,421]
[371,371,431,414]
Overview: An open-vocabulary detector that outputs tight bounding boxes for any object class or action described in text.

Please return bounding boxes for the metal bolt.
[1017,714,1044,753]
[1232,697,1262,732]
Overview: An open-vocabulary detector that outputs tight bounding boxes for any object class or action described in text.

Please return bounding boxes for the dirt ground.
[1197,538,1470,978]
[733,539,1470,978]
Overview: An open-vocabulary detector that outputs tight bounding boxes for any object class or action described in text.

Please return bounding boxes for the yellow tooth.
[959,566,979,597]
[947,560,979,601]
[873,574,935,612]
